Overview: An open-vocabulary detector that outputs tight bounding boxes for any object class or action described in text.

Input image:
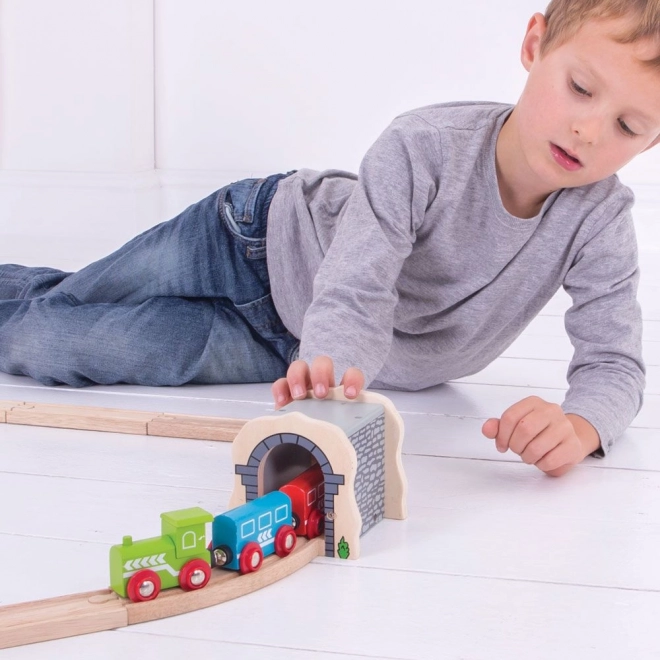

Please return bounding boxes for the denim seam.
[246,244,267,259]
[243,178,266,225]
[216,187,267,260]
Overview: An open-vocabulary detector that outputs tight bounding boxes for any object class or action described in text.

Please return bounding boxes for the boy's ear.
[521,13,548,72]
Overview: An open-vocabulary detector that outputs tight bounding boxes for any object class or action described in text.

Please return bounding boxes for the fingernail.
[292,385,304,398]
[345,386,357,397]
[276,394,286,405]
[314,383,326,398]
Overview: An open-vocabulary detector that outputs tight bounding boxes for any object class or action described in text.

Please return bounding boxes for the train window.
[258,512,272,530]
[241,520,255,539]
[181,530,196,550]
[307,488,316,506]
[275,504,288,523]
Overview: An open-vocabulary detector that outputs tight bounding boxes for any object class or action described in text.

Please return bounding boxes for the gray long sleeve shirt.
[266,101,645,454]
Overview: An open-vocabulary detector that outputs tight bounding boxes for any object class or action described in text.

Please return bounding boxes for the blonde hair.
[540,0,660,69]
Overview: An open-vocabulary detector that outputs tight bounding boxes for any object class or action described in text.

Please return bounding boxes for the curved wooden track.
[0,537,324,650]
[1,391,401,648]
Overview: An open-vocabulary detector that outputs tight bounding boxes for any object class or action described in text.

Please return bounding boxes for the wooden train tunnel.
[228,388,407,560]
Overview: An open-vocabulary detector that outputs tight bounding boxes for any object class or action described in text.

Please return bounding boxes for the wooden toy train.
[0,387,408,650]
[111,465,324,602]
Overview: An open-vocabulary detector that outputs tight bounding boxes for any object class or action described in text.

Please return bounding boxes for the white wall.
[0,0,658,269]
[0,0,156,267]
[155,0,534,173]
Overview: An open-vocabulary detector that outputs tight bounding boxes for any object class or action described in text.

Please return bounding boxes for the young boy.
[0,1,658,477]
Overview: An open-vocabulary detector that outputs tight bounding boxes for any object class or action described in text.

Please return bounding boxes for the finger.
[482,418,499,439]
[310,355,336,399]
[518,425,560,465]
[272,378,293,409]
[495,396,542,453]
[340,367,365,399]
[545,464,574,478]
[286,360,312,400]
[534,443,576,476]
[509,409,552,457]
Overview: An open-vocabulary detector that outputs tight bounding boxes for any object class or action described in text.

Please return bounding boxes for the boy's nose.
[571,116,602,146]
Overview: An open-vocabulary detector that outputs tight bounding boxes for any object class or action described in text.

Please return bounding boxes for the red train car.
[280,464,324,539]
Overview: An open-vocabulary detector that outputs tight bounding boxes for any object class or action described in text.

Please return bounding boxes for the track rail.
[0,537,324,649]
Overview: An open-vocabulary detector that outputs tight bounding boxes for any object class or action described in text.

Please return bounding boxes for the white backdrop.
[0,0,658,269]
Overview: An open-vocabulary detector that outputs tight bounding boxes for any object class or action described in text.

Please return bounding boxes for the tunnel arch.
[235,432,344,557]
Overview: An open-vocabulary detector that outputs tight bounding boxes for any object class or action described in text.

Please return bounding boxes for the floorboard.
[1,197,659,658]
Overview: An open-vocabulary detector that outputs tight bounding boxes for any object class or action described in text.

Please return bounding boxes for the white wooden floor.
[1,191,660,659]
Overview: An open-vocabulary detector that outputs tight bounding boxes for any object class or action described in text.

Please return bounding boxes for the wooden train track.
[0,399,321,649]
[0,537,324,649]
[1,393,406,648]
[0,398,248,441]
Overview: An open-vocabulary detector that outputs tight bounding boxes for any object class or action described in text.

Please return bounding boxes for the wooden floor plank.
[3,457,660,593]
[0,631,382,660]
[0,538,323,650]
[0,590,127,650]
[132,561,660,660]
[1,208,659,657]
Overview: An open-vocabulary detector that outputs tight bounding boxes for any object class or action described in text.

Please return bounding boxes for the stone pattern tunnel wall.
[350,413,385,535]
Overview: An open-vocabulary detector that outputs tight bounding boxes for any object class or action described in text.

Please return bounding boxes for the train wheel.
[291,513,300,531]
[127,569,161,602]
[274,525,297,557]
[239,542,263,574]
[212,544,233,568]
[179,559,211,591]
[307,508,324,539]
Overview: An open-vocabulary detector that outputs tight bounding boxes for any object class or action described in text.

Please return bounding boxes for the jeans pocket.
[218,179,268,260]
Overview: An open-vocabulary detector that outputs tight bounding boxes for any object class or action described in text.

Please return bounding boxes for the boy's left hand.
[481,396,601,477]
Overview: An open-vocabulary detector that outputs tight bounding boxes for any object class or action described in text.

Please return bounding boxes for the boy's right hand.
[271,355,364,409]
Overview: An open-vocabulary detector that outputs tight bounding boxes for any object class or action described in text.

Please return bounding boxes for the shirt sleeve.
[297,113,441,385]
[561,192,645,456]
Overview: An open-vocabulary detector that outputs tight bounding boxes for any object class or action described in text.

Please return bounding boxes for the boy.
[0,1,658,477]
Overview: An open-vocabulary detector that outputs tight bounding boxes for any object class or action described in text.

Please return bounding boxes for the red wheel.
[178,559,211,591]
[274,525,297,557]
[239,542,263,574]
[126,569,161,602]
[307,508,324,539]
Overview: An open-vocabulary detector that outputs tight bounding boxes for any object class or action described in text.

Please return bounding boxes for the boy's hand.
[481,396,601,477]
[272,356,365,409]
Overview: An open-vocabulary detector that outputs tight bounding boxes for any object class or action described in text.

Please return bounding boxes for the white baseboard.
[0,169,275,267]
[0,168,657,268]
[0,170,162,245]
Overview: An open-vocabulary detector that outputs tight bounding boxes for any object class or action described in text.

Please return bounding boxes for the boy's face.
[512,14,660,194]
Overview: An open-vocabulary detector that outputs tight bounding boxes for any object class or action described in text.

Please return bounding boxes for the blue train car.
[211,491,297,574]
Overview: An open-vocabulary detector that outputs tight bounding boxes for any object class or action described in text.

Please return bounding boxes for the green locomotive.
[109,507,214,602]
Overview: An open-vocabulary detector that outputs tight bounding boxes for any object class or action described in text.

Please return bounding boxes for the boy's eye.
[618,119,638,137]
[570,79,591,97]
[570,78,638,138]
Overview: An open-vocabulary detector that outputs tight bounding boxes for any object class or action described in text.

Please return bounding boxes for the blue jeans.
[0,172,300,387]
